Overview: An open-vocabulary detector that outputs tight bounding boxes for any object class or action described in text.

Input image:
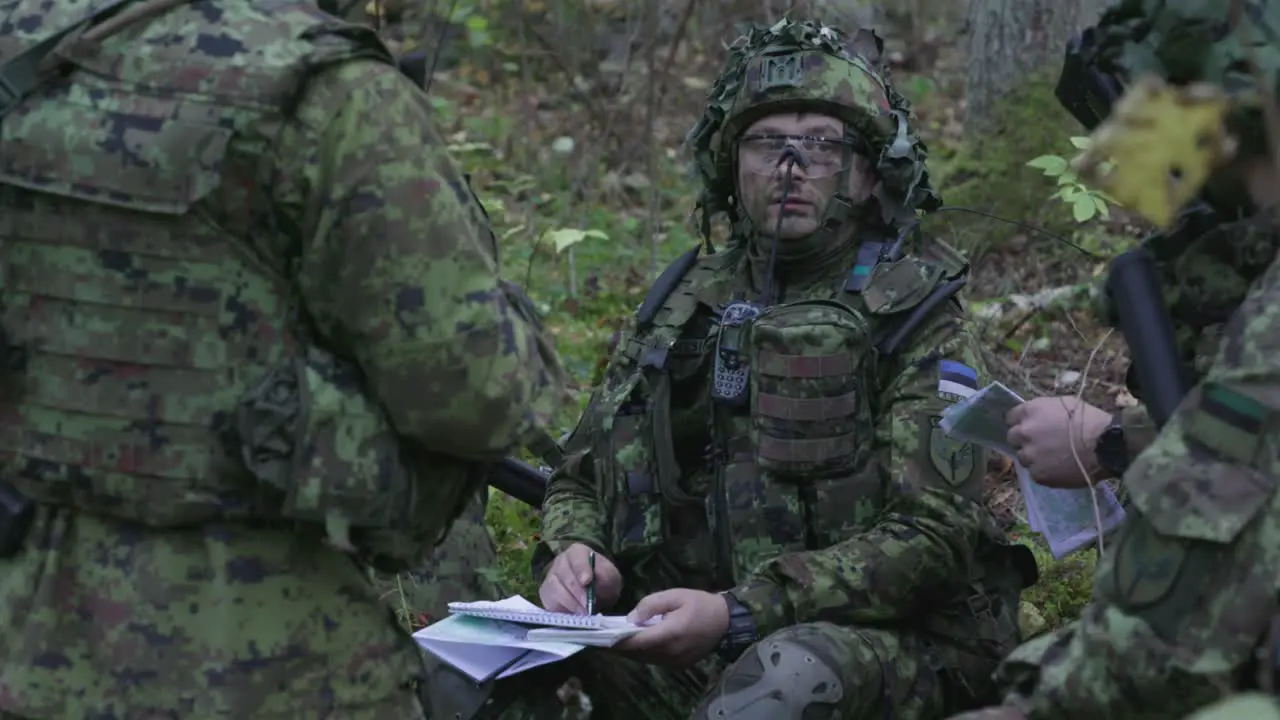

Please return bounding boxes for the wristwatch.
[715,591,759,662]
[1094,413,1130,478]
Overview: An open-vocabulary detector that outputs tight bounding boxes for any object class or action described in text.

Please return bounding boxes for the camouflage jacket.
[1114,211,1279,471]
[984,210,1280,717]
[0,0,565,715]
[538,231,1033,646]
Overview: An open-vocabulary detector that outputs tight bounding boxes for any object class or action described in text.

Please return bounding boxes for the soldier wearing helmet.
[945,1,1280,719]
[482,19,1036,720]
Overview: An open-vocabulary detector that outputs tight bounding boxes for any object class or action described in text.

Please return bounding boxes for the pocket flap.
[1126,387,1276,543]
[0,95,230,213]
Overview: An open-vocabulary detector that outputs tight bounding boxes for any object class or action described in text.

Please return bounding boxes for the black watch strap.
[1094,412,1130,478]
[715,591,758,662]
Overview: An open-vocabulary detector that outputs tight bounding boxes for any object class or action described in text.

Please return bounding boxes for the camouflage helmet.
[684,19,940,234]
[1087,0,1280,158]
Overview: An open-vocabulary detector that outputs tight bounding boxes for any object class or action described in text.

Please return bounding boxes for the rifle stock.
[487,457,551,508]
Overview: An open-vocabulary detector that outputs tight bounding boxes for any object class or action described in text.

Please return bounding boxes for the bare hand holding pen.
[539,542,623,614]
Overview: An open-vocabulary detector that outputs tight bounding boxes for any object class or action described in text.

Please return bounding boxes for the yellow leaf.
[1071,74,1237,229]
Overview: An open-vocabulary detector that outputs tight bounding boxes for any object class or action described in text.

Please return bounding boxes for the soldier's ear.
[847,28,884,64]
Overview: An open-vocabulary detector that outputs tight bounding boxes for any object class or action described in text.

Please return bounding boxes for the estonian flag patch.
[937,359,978,399]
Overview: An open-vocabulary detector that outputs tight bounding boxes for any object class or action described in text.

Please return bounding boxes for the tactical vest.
[595,235,980,585]
[0,0,462,570]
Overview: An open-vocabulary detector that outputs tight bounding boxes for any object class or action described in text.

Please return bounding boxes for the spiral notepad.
[447,599,611,629]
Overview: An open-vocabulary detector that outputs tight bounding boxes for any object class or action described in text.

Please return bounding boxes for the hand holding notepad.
[447,596,662,642]
[413,595,664,682]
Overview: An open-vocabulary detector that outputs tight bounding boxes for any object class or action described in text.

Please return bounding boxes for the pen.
[586,550,596,616]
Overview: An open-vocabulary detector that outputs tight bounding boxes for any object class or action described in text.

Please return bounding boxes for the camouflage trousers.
[948,692,1280,720]
[0,695,430,720]
[484,622,1004,720]
[1182,693,1280,720]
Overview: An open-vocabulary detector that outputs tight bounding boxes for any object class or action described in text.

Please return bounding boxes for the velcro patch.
[937,359,978,400]
[928,414,977,487]
[1185,382,1269,466]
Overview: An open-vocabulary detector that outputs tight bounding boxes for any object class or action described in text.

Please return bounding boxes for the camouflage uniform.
[375,488,505,623]
[947,1,1280,718]
[315,0,513,633]
[0,0,567,717]
[1183,693,1280,720]
[494,21,1035,720]
[1112,207,1277,476]
[1090,210,1274,491]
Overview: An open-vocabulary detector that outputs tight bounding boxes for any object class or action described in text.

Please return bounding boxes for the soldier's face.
[735,112,877,241]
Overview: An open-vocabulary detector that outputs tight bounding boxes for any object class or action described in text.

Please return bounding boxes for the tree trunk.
[964,0,1107,132]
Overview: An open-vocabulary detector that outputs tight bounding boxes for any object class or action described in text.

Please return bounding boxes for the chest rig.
[598,235,968,588]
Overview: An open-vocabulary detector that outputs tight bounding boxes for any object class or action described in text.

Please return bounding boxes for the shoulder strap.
[0,0,170,120]
[873,278,966,356]
[637,245,702,330]
[842,232,969,358]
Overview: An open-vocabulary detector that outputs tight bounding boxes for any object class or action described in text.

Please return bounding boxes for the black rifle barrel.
[1104,248,1194,428]
[487,456,550,508]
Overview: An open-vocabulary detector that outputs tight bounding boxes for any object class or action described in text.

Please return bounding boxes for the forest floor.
[390,6,1155,637]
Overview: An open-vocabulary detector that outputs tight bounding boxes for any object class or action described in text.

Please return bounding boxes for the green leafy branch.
[1027,136,1121,223]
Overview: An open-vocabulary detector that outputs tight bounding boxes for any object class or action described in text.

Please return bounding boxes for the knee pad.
[698,636,843,720]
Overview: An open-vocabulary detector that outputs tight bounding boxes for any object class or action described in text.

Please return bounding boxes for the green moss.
[930,71,1085,258]
[1012,524,1099,634]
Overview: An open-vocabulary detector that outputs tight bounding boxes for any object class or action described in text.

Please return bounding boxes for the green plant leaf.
[1072,194,1097,222]
[1027,155,1069,175]
[1069,135,1092,150]
[1093,195,1110,220]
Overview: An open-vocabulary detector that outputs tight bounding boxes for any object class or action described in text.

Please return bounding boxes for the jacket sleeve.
[269,59,570,462]
[538,320,647,559]
[538,417,610,556]
[729,301,994,637]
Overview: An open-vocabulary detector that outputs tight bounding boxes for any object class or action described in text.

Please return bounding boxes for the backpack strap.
[637,245,703,331]
[841,233,970,358]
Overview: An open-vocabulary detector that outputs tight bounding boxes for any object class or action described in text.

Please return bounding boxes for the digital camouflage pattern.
[1086,0,1280,159]
[498,19,1032,720]
[684,19,940,233]
[0,0,567,717]
[947,1,1280,718]
[373,487,504,625]
[506,242,1026,720]
[1182,693,1280,720]
[945,212,1280,718]
[325,0,513,637]
[1103,208,1280,472]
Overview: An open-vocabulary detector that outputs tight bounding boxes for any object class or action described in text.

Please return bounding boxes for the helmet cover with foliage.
[684,19,940,235]
[1086,0,1280,160]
